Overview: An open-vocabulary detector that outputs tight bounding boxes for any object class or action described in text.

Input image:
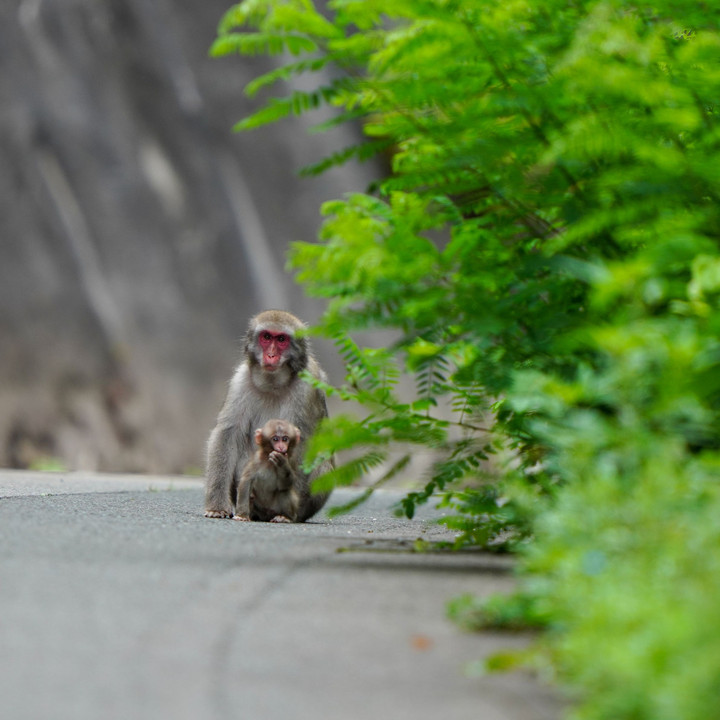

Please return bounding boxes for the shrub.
[212,2,720,718]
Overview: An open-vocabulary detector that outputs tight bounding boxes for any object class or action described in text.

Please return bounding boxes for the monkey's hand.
[270,515,292,523]
[269,451,291,469]
[205,509,234,519]
[233,514,251,522]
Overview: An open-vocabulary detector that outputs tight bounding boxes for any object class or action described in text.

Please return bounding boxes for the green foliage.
[214,1,720,718]
[28,456,68,473]
[448,591,551,632]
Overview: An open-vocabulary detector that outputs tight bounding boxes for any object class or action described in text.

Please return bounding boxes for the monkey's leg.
[233,474,254,521]
[296,464,332,522]
[268,488,301,524]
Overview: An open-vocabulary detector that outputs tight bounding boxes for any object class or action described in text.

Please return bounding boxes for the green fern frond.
[325,488,375,517]
[307,108,368,133]
[245,57,330,97]
[325,453,412,517]
[234,82,347,130]
[311,450,387,492]
[217,0,272,34]
[269,4,343,39]
[299,138,395,177]
[328,332,398,392]
[210,32,316,58]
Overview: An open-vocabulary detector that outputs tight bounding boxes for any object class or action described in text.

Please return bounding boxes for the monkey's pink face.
[258,330,291,369]
[271,434,290,455]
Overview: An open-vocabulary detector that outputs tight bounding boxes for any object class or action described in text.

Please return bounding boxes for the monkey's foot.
[270,515,292,523]
[233,515,251,522]
[204,510,234,519]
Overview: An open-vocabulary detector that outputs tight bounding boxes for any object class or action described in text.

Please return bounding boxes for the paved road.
[0,470,560,720]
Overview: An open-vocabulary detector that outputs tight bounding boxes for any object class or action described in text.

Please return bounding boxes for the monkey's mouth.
[263,353,282,368]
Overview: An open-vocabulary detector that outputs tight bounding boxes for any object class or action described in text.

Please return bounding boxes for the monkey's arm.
[205,425,239,518]
[206,364,259,518]
[268,452,297,490]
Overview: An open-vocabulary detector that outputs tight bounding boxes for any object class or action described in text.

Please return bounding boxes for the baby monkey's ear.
[254,428,263,445]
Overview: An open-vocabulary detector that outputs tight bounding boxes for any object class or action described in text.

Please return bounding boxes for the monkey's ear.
[295,429,301,442]
[254,429,263,445]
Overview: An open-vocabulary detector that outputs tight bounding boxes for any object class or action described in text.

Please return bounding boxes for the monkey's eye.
[262,332,272,341]
[272,436,279,443]
[277,334,287,343]
[282,436,289,443]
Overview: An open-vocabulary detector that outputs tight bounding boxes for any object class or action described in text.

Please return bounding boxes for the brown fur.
[234,419,302,523]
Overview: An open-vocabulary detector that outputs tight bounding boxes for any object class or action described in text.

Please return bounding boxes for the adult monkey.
[204,310,332,520]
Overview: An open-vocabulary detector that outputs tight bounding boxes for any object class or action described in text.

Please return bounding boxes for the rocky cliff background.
[0,0,376,473]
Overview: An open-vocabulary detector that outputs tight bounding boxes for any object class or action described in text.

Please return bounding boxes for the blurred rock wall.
[0,0,375,473]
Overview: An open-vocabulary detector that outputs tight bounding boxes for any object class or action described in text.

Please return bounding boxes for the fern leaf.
[325,453,412,517]
[270,5,343,39]
[299,138,395,177]
[326,488,375,518]
[210,32,316,58]
[312,450,388,492]
[245,58,330,97]
[217,0,270,35]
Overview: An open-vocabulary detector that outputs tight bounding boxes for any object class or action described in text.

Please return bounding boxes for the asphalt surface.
[0,470,561,720]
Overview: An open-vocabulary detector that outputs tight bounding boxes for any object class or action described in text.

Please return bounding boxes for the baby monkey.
[234,419,303,523]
